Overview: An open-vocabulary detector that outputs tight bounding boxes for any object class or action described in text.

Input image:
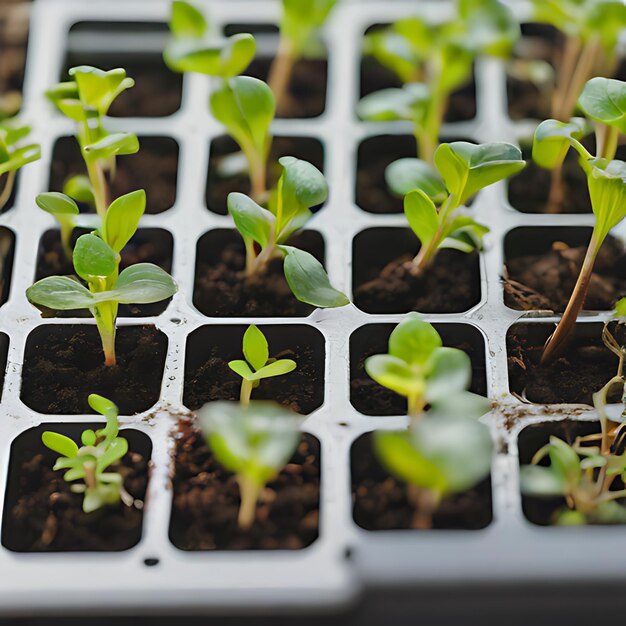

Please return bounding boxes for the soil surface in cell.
[35,228,174,318]
[49,136,178,215]
[184,336,323,414]
[355,250,481,314]
[504,235,626,312]
[206,135,324,215]
[21,325,167,414]
[507,324,623,405]
[0,2,28,114]
[352,434,492,530]
[194,230,323,317]
[169,420,320,550]
[350,325,487,416]
[2,428,150,552]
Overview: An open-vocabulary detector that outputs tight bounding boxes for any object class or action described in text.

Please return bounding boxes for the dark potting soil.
[194,229,324,317]
[206,135,324,215]
[350,323,487,416]
[504,234,626,312]
[353,228,481,314]
[20,325,168,414]
[35,227,174,318]
[49,136,178,215]
[507,323,623,405]
[0,226,15,307]
[183,324,325,414]
[169,419,320,550]
[351,433,492,530]
[0,332,8,402]
[2,425,151,552]
[0,1,28,108]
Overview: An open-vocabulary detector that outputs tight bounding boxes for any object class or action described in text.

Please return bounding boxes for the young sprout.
[26,190,178,366]
[366,314,493,528]
[41,394,137,514]
[164,1,271,201]
[358,0,518,166]
[520,299,626,525]
[228,325,296,406]
[268,0,337,114]
[533,78,626,362]
[45,65,139,217]
[197,400,302,530]
[0,117,40,210]
[398,141,524,274]
[228,155,348,308]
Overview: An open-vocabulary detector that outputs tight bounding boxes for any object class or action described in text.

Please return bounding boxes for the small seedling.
[41,394,136,514]
[197,400,303,529]
[268,0,337,114]
[533,78,626,362]
[0,117,40,210]
[228,155,349,308]
[520,299,626,525]
[398,141,524,273]
[358,0,518,165]
[367,314,493,528]
[26,190,178,366]
[228,325,296,405]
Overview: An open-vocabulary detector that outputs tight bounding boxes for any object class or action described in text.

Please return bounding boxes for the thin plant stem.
[237,474,262,530]
[268,37,296,117]
[0,169,16,211]
[551,36,583,121]
[407,485,440,530]
[240,378,254,406]
[411,194,456,273]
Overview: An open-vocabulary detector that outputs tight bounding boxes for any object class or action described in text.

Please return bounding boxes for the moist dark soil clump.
[169,420,320,550]
[21,325,168,414]
[194,229,324,317]
[49,136,178,215]
[507,323,623,405]
[505,236,626,312]
[2,425,150,552]
[352,434,492,530]
[206,135,324,215]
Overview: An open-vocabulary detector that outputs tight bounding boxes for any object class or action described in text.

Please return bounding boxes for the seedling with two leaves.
[198,400,303,529]
[228,155,348,308]
[41,394,137,514]
[397,141,524,274]
[229,325,296,406]
[26,189,178,366]
[366,314,493,528]
[532,77,626,363]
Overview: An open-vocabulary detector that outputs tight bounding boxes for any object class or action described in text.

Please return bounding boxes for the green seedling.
[228,155,348,308]
[228,325,296,405]
[398,141,524,273]
[533,78,626,363]
[520,300,626,525]
[197,400,302,529]
[35,192,79,259]
[358,0,518,165]
[45,65,139,217]
[367,314,492,528]
[26,190,178,366]
[268,0,337,114]
[164,1,272,201]
[0,117,40,210]
[41,394,136,514]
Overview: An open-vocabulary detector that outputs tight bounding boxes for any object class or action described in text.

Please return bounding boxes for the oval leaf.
[114,263,178,304]
[404,189,439,248]
[27,276,95,310]
[385,158,447,200]
[42,431,79,459]
[578,77,626,134]
[73,233,117,280]
[242,324,269,371]
[83,132,139,161]
[103,189,146,253]
[388,313,443,366]
[228,192,274,247]
[36,192,79,216]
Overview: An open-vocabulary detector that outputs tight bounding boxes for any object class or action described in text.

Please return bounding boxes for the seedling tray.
[1,0,626,616]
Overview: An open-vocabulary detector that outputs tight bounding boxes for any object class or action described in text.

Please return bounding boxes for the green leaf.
[114,263,178,304]
[429,390,490,421]
[96,437,128,472]
[363,29,418,84]
[26,276,95,310]
[614,297,626,318]
[88,393,119,422]
[228,192,274,247]
[388,313,442,366]
[519,464,566,497]
[102,189,146,253]
[81,430,96,446]
[229,359,256,381]
[281,0,337,55]
[73,233,117,281]
[459,0,520,57]
[0,144,41,175]
[42,431,78,458]
[547,437,582,484]
[365,354,422,398]
[170,0,207,38]
[63,175,95,205]
[587,158,626,241]
[425,347,472,403]
[404,189,440,248]
[385,158,447,201]
[532,117,591,170]
[69,66,135,116]
[280,245,349,308]
[253,359,297,380]
[435,141,526,203]
[45,81,85,121]
[83,132,139,161]
[35,192,79,217]
[357,84,430,122]
[578,77,626,134]
[242,324,269,371]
